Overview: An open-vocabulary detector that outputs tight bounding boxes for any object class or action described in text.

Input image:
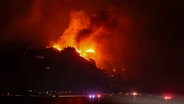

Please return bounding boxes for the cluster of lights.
[88,94,95,98]
[88,94,101,99]
[125,91,139,96]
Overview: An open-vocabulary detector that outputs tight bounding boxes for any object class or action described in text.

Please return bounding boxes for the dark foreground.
[1,95,184,104]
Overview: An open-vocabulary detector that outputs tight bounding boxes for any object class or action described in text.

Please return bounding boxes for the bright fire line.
[85,49,95,53]
[51,44,95,60]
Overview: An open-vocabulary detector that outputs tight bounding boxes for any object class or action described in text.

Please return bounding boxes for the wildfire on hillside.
[50,11,104,67]
[48,9,131,71]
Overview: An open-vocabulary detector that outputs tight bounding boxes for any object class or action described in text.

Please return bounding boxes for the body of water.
[1,95,184,104]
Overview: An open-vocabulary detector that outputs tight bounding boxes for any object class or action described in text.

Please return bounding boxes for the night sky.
[0,0,184,93]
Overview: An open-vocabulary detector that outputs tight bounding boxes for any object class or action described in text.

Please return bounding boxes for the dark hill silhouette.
[0,43,108,93]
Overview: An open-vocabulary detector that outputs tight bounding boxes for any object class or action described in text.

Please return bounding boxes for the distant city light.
[88,93,102,99]
[88,94,95,98]
[164,96,172,100]
[97,94,101,98]
[131,91,138,96]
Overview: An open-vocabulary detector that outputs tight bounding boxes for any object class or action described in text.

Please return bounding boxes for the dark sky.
[0,0,184,92]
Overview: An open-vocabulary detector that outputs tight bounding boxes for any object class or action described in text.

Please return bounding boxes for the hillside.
[0,43,108,93]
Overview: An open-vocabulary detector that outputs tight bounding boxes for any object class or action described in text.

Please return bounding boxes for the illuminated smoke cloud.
[52,8,131,70]
[1,0,132,72]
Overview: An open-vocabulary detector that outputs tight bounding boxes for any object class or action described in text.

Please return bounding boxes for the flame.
[52,43,62,51]
[50,10,108,68]
[50,11,100,64]
[78,48,96,60]
[85,49,95,53]
[52,43,96,60]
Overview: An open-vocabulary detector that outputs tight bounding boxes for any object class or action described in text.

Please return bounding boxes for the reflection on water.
[1,95,184,104]
[53,97,87,104]
[1,97,100,104]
